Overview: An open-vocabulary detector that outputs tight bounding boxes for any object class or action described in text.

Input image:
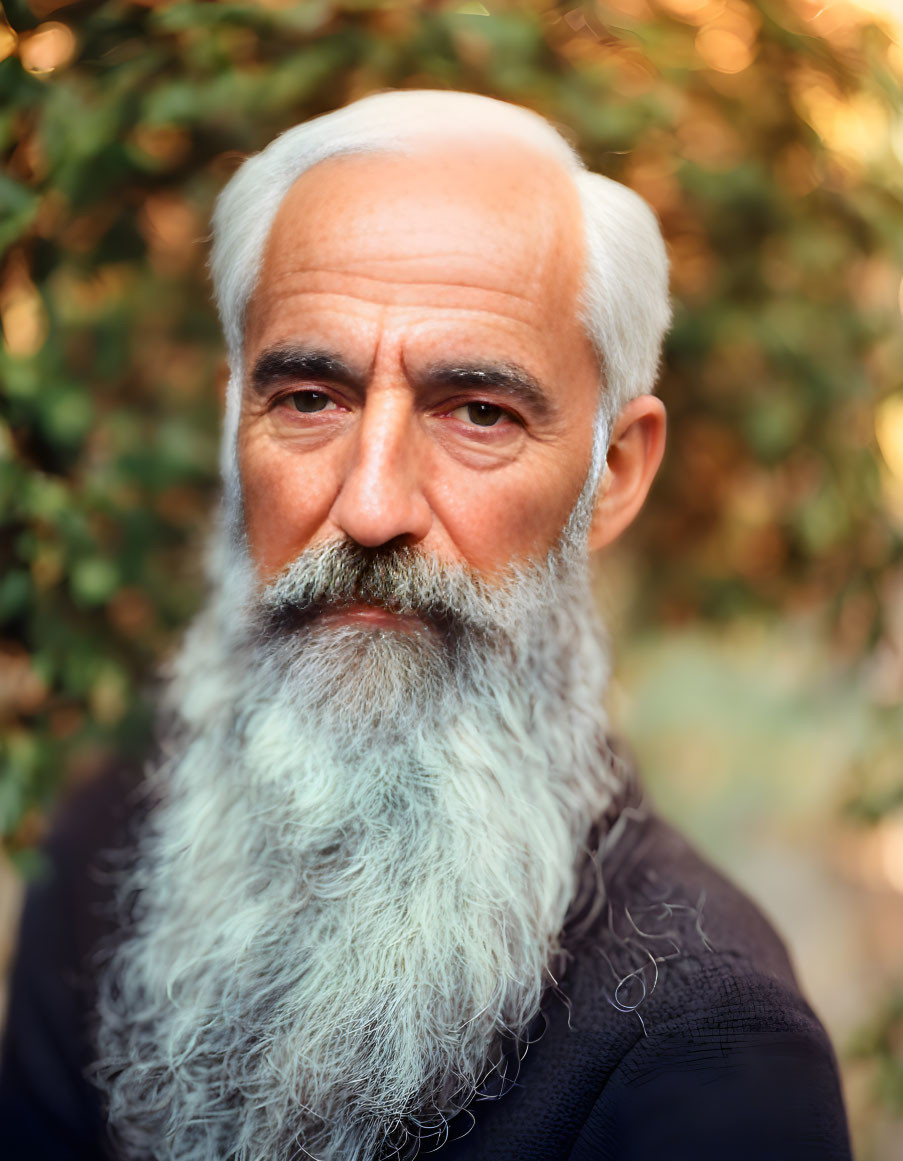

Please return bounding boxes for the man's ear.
[587,394,667,552]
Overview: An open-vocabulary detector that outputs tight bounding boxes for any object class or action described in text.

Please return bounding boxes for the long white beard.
[94,527,619,1161]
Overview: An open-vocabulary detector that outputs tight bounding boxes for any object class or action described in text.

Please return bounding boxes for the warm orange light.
[695,25,755,72]
[130,124,192,168]
[139,194,201,275]
[18,21,76,76]
[658,0,717,22]
[876,393,903,480]
[878,814,903,894]
[0,644,48,717]
[847,0,903,30]
[689,1,761,73]
[876,392,903,526]
[678,105,743,167]
[0,260,48,358]
[797,0,874,36]
[0,19,17,64]
[791,68,894,170]
[602,0,655,17]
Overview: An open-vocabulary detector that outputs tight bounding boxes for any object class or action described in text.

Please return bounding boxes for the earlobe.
[587,395,666,552]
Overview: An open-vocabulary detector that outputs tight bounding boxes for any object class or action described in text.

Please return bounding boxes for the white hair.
[209,89,671,491]
[93,94,668,1159]
[95,528,619,1160]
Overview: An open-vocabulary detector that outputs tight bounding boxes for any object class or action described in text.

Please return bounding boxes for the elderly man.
[1,91,851,1160]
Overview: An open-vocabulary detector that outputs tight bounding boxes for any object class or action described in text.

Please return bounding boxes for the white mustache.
[95,522,615,1161]
[255,535,585,654]
[259,539,509,635]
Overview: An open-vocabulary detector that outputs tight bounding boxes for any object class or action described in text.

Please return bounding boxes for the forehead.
[244,141,591,368]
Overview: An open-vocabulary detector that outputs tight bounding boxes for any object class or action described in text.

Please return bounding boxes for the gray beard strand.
[93,532,619,1161]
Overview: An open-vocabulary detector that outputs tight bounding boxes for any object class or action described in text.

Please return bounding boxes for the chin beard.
[93,528,620,1161]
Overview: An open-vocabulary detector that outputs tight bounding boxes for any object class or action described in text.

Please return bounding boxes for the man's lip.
[314,602,428,633]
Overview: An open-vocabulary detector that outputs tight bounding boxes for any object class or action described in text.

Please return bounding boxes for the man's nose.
[328,391,433,548]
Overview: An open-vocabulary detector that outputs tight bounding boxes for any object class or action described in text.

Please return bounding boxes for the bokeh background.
[1,0,902,1154]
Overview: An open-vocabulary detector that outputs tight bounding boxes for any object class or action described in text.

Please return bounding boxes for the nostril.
[330,479,432,549]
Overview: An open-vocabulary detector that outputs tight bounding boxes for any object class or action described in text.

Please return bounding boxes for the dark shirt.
[0,768,853,1160]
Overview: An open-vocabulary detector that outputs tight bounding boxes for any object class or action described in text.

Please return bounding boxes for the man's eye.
[287,391,335,413]
[451,402,506,427]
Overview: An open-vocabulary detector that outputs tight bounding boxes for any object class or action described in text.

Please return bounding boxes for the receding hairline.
[248,108,585,309]
[211,90,671,487]
[245,134,590,331]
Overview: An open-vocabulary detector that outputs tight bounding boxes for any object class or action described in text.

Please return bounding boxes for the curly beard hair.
[93,525,619,1161]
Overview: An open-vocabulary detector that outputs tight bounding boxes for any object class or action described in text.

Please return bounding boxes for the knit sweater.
[0,766,853,1160]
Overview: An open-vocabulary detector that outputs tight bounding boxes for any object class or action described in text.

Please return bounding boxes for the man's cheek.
[240,449,337,581]
[456,488,578,566]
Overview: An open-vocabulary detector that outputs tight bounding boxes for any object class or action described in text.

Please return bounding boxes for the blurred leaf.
[0,175,40,255]
[1,8,903,1142]
[70,557,119,607]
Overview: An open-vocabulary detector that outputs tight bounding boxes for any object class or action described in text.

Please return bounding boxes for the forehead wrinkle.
[325,243,544,281]
[247,287,548,356]
[257,148,583,305]
[255,265,539,307]
[249,295,565,393]
[245,145,593,406]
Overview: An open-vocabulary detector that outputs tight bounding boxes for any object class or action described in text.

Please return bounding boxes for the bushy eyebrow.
[250,345,364,395]
[420,362,554,419]
[250,346,555,420]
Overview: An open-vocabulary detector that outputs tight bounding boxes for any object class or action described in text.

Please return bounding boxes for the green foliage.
[849,988,903,1113]
[1,2,902,1125]
[0,0,900,823]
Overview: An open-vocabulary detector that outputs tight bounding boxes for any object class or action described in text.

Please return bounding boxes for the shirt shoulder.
[441,806,853,1160]
[0,765,142,1161]
[561,808,853,1160]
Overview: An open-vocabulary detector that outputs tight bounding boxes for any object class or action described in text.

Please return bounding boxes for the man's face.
[98,121,665,1161]
[237,138,602,610]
